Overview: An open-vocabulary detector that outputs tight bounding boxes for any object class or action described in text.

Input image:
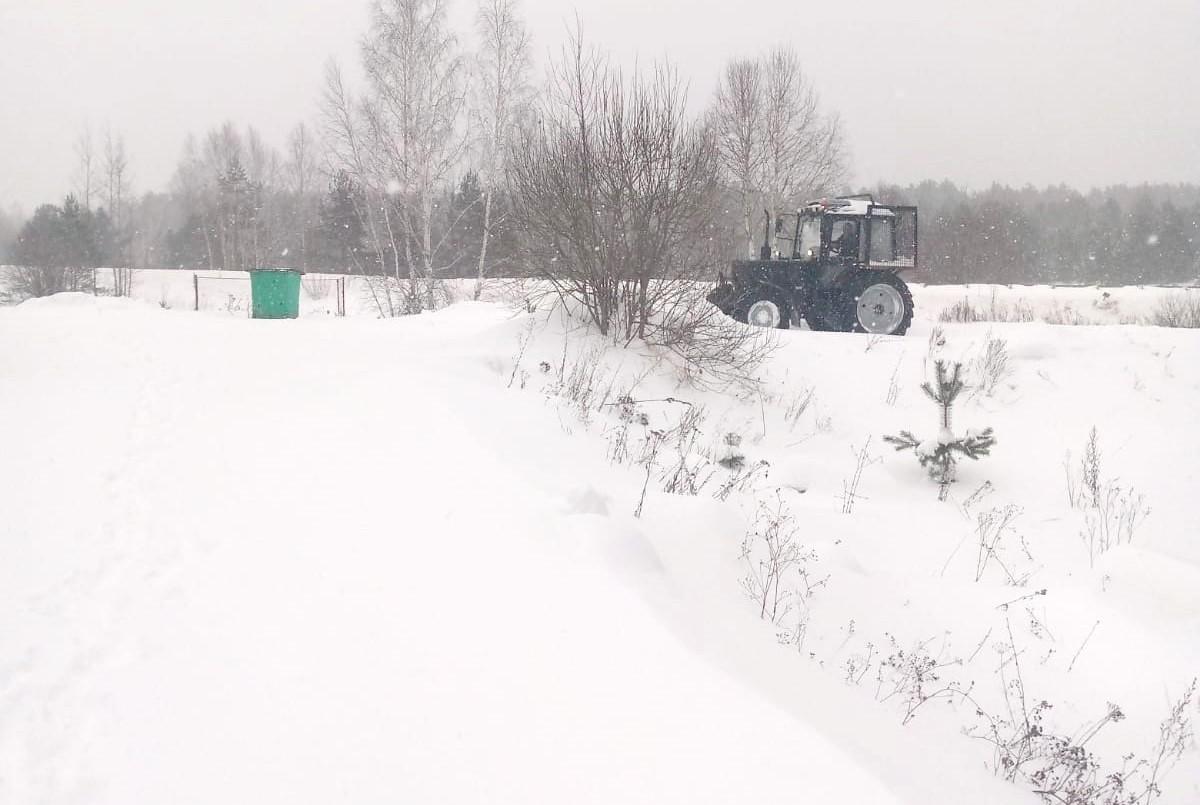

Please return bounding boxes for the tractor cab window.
[869,217,895,262]
[773,213,798,258]
[798,215,821,261]
[830,219,861,260]
[866,207,917,267]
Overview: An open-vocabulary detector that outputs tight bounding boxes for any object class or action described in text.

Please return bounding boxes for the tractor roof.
[801,197,898,217]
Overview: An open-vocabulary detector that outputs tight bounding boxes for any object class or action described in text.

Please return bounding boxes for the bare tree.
[202,124,246,271]
[507,29,774,387]
[759,47,845,220]
[102,127,133,295]
[286,123,321,271]
[178,123,285,272]
[710,58,764,257]
[170,134,218,271]
[470,0,532,299]
[709,46,846,256]
[73,125,96,211]
[243,126,284,269]
[323,0,469,314]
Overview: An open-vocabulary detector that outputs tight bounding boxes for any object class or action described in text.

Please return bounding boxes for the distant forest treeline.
[4,178,1197,288]
[861,181,1200,286]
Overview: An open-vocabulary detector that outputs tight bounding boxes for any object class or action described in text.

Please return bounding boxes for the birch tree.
[102,128,133,295]
[709,46,846,257]
[710,58,764,257]
[170,135,218,271]
[286,123,321,271]
[322,0,469,314]
[74,125,96,211]
[470,0,532,298]
[759,47,845,222]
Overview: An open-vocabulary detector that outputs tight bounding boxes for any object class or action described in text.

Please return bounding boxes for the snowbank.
[1,292,1196,803]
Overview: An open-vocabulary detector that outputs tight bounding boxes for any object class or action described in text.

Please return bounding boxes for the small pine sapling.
[884,361,996,500]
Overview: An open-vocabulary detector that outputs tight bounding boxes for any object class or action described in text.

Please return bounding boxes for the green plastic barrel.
[249,269,302,319]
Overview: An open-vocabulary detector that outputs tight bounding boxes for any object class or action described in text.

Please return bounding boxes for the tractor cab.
[708,195,920,335]
[770,197,918,271]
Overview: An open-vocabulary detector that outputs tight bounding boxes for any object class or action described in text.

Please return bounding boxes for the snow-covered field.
[1,278,1197,803]
[4,265,1197,325]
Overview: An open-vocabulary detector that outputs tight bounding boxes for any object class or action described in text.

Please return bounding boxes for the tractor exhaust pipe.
[759,209,771,260]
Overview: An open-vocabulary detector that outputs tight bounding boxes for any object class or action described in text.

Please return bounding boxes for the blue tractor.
[708,196,918,335]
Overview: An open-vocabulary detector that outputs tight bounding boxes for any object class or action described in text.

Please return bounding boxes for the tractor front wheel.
[737,294,791,330]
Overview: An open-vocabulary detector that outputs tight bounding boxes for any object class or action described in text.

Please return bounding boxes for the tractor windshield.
[773,213,798,258]
[797,215,821,261]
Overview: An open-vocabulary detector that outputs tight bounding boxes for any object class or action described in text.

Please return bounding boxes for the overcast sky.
[2,0,1197,213]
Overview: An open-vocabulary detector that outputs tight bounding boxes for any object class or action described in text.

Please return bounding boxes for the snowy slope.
[1,290,1196,803]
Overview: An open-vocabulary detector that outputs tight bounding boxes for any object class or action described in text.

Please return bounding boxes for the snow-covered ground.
[1,280,1197,803]
[4,265,1196,325]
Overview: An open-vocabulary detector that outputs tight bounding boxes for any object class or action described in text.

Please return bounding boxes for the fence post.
[193,273,199,312]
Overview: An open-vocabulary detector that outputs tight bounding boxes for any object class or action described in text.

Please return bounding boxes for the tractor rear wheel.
[849,272,913,335]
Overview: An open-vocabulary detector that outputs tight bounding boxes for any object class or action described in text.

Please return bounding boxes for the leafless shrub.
[873,633,965,725]
[1065,428,1151,566]
[634,429,665,518]
[5,265,94,300]
[508,30,714,339]
[784,385,815,429]
[939,294,1035,324]
[554,347,617,426]
[1146,293,1200,328]
[844,641,878,686]
[1081,486,1151,568]
[507,318,536,388]
[739,494,820,626]
[966,620,1196,805]
[507,29,775,390]
[1140,678,1197,803]
[938,298,973,323]
[1076,427,1102,509]
[1042,302,1094,326]
[840,437,879,514]
[713,459,770,502]
[647,290,778,391]
[658,405,715,496]
[605,393,649,465]
[928,324,947,355]
[974,504,1026,584]
[972,330,1011,397]
[1067,620,1100,674]
[885,358,903,405]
